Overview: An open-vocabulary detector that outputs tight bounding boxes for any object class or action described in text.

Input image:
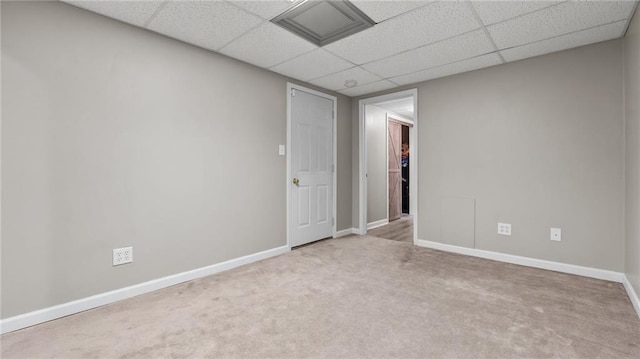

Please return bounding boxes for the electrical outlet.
[550,228,562,242]
[113,247,133,266]
[497,223,512,236]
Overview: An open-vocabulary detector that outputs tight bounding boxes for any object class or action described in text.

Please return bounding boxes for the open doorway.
[358,89,417,245]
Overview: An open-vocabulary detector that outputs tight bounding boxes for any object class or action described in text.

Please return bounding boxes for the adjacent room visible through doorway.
[359,90,416,244]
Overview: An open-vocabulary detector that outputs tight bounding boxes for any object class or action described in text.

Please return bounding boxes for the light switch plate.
[279,144,286,156]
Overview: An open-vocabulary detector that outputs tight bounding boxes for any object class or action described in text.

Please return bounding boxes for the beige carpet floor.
[2,235,639,358]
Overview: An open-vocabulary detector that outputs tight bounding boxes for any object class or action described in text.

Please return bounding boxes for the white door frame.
[358,89,418,245]
[286,83,337,249]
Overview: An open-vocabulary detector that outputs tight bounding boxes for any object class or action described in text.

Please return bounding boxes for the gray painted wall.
[354,39,625,271]
[625,7,640,300]
[336,90,353,232]
[365,105,388,224]
[1,1,352,318]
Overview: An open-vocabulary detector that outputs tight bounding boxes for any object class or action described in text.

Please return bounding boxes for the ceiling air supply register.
[271,0,376,47]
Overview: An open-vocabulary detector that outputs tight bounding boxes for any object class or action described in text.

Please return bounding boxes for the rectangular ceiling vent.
[271,0,376,47]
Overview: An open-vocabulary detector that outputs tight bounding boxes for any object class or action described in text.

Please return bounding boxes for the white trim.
[385,115,389,224]
[286,84,292,248]
[0,245,290,334]
[412,93,418,246]
[286,83,337,248]
[353,227,366,235]
[332,93,338,241]
[367,219,389,230]
[416,239,624,282]
[623,275,640,319]
[358,101,366,235]
[358,89,418,245]
[334,228,356,238]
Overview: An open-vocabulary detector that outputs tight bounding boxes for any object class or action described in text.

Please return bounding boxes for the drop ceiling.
[63,0,638,97]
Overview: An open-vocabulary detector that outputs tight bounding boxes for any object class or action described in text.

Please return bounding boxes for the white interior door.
[289,87,334,247]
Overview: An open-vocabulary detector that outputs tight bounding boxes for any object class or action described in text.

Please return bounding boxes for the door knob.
[293,177,300,185]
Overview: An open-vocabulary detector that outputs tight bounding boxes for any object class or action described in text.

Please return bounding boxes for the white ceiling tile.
[500,20,627,62]
[146,1,262,51]
[338,80,398,97]
[362,29,494,78]
[487,1,636,49]
[471,0,562,26]
[270,49,353,82]
[219,22,317,68]
[390,53,503,86]
[230,0,293,19]
[324,1,481,64]
[63,0,164,27]
[310,67,382,91]
[350,0,434,23]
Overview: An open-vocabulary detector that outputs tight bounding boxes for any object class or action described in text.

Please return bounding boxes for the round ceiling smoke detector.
[344,80,358,88]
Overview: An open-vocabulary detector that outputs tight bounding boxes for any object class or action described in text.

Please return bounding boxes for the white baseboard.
[334,228,356,238]
[367,219,389,230]
[416,239,624,283]
[0,245,290,335]
[622,275,640,319]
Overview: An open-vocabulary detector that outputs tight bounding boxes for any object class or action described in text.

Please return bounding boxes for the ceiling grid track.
[351,27,494,79]
[466,1,506,64]
[500,18,634,53]
[268,48,319,71]
[372,0,438,25]
[622,0,640,36]
[142,0,169,28]
[211,0,271,52]
[216,19,267,53]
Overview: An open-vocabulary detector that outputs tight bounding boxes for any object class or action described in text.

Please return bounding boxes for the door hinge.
[291,89,296,97]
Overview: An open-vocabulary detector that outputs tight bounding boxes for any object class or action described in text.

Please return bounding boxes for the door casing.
[286,83,337,249]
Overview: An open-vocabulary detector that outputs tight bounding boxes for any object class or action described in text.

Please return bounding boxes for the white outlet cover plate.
[497,222,512,236]
[550,228,562,241]
[113,246,133,266]
[279,144,286,156]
